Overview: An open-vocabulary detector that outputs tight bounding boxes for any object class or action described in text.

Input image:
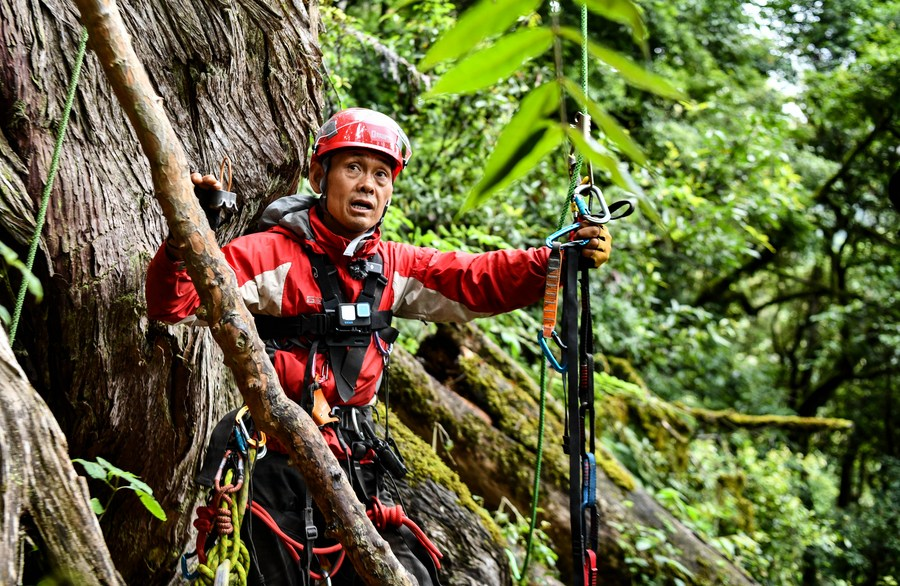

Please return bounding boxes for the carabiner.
[538,331,567,373]
[235,405,268,452]
[374,330,393,363]
[545,223,589,249]
[573,183,611,225]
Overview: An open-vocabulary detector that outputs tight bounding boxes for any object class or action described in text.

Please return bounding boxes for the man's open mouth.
[350,199,374,211]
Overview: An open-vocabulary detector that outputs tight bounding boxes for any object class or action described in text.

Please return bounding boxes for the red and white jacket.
[146,196,550,452]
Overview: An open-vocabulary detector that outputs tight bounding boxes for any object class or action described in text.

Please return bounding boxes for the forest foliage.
[318,0,900,583]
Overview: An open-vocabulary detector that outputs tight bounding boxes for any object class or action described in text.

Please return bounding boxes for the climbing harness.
[253,251,398,403]
[182,404,441,584]
[182,240,438,584]
[9,27,88,344]
[514,4,635,585]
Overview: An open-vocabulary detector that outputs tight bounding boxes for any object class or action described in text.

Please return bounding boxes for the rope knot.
[193,506,216,533]
[213,494,235,535]
[367,497,404,530]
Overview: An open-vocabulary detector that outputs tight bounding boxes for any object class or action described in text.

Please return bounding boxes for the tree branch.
[813,108,893,204]
[70,1,412,584]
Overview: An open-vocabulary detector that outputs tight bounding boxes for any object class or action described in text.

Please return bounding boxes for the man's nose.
[357,172,376,192]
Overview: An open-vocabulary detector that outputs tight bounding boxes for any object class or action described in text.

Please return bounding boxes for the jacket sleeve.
[146,231,297,324]
[145,242,202,324]
[389,243,552,323]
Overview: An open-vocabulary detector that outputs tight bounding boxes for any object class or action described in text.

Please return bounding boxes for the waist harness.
[253,251,399,402]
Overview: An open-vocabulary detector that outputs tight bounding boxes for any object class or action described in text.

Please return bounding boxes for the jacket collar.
[258,194,381,259]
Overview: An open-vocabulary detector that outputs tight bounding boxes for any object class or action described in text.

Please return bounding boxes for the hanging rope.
[512,4,592,584]
[9,27,89,344]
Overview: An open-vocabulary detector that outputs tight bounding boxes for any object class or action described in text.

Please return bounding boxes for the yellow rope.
[195,457,253,585]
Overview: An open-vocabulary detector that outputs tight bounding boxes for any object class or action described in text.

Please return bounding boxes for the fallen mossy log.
[380,414,512,586]
[385,323,758,585]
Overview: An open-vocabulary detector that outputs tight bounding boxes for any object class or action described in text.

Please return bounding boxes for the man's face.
[310,149,394,239]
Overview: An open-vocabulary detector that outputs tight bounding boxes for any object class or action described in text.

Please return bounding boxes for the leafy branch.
[73,457,167,521]
[419,0,686,211]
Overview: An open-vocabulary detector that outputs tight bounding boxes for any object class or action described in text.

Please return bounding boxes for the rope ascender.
[512,3,634,584]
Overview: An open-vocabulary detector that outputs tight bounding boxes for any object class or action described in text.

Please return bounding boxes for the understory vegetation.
[320,0,900,583]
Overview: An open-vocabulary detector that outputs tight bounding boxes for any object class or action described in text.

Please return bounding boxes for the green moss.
[687,407,853,432]
[596,445,636,492]
[375,404,504,543]
[716,472,755,533]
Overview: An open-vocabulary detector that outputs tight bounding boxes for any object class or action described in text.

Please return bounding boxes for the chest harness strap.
[253,252,398,402]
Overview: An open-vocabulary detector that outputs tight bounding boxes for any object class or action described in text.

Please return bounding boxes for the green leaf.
[460,83,562,211]
[635,537,655,551]
[95,456,138,481]
[582,0,649,52]
[72,458,107,481]
[136,489,168,521]
[89,497,105,516]
[121,476,154,495]
[0,241,43,302]
[472,81,560,190]
[419,0,543,71]
[462,123,564,214]
[558,27,686,100]
[561,78,647,165]
[564,126,630,191]
[425,27,553,96]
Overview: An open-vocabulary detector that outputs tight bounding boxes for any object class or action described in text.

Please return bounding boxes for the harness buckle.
[305,506,318,540]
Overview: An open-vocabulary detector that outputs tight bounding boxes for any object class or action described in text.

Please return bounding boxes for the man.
[147,108,611,585]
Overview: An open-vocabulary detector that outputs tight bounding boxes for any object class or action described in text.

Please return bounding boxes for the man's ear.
[309,160,325,194]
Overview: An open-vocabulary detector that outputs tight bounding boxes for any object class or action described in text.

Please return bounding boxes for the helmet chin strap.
[318,157,330,202]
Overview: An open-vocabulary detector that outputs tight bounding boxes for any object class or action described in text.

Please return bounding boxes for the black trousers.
[242,451,438,586]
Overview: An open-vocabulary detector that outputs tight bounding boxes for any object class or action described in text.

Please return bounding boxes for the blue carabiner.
[545,223,589,249]
[538,331,567,373]
[180,551,199,580]
[581,452,597,510]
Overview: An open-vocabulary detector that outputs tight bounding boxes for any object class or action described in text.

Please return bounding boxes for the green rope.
[9,27,89,344]
[513,362,550,584]
[196,463,252,586]
[514,4,592,582]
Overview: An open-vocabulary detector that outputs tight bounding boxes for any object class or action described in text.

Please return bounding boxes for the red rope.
[194,497,442,579]
[193,506,215,564]
[367,497,443,569]
[248,500,346,581]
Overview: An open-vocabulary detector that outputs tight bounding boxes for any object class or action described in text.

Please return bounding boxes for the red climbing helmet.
[312,108,412,180]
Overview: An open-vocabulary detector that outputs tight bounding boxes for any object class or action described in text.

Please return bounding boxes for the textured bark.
[0,328,121,584]
[0,0,321,582]
[67,0,415,583]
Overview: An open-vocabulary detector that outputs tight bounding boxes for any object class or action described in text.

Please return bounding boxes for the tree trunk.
[0,0,321,582]
[395,323,759,585]
[0,328,122,584]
